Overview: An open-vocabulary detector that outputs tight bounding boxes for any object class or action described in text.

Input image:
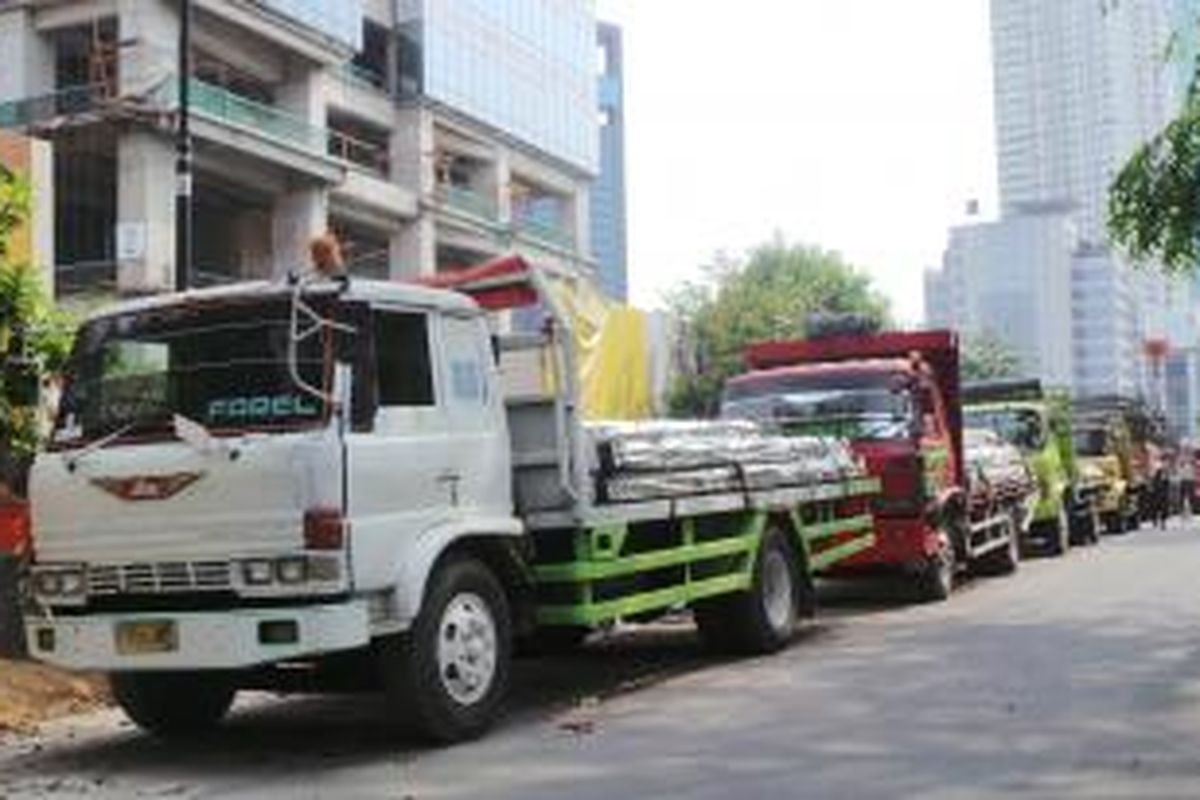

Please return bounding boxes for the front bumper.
[24,600,370,672]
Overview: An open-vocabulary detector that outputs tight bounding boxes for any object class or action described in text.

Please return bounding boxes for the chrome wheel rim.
[761,546,794,633]
[436,592,497,706]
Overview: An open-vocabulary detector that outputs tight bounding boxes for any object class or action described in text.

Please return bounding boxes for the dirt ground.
[0,661,107,734]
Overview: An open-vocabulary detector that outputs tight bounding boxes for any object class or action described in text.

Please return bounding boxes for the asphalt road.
[5,521,1200,799]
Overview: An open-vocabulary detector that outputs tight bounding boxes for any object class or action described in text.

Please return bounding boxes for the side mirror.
[3,360,40,407]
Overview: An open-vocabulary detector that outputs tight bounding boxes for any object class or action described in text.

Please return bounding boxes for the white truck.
[23,256,879,743]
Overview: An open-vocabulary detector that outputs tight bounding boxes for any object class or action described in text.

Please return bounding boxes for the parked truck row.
[10,255,1178,744]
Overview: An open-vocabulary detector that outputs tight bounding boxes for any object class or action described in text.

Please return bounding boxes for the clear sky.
[595,0,999,325]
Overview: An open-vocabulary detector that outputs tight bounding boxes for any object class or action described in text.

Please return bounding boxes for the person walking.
[1150,465,1170,530]
[1179,447,1196,524]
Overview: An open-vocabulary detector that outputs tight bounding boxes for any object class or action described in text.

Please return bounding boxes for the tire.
[914,528,955,602]
[1045,509,1070,557]
[694,523,808,655]
[1103,511,1122,535]
[379,556,511,744]
[976,516,1019,576]
[110,672,236,739]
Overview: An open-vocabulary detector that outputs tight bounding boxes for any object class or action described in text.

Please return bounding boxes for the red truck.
[721,330,1024,601]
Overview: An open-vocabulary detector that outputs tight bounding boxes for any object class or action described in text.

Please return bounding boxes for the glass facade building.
[590,22,628,300]
[413,0,598,173]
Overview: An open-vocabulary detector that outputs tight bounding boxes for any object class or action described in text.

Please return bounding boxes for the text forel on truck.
[23,255,881,743]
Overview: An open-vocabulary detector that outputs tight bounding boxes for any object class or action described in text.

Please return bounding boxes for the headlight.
[275,557,308,585]
[59,571,86,596]
[242,559,274,586]
[32,567,86,598]
[33,571,63,596]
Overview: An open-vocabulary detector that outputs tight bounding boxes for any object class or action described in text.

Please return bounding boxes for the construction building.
[0,0,600,299]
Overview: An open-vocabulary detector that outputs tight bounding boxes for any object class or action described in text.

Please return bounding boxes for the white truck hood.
[31,426,341,564]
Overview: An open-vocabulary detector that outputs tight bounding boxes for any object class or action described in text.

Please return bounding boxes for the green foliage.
[0,163,74,457]
[1108,102,1200,273]
[666,239,892,417]
[960,333,1021,383]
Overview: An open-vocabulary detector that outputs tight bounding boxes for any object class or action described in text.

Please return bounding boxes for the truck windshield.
[53,299,330,446]
[723,372,913,440]
[964,408,1044,450]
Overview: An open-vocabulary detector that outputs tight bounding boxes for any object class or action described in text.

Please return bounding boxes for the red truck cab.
[723,330,1018,600]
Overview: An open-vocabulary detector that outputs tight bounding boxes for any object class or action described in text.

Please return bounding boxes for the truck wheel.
[380,556,511,743]
[694,523,807,655]
[1045,509,1070,557]
[976,516,1019,576]
[1069,505,1098,546]
[110,672,236,739]
[915,529,955,602]
[1124,504,1140,532]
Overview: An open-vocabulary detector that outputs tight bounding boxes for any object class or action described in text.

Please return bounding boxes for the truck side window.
[375,311,434,406]
[917,387,939,438]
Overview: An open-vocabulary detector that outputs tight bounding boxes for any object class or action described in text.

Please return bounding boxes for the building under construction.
[0,0,600,299]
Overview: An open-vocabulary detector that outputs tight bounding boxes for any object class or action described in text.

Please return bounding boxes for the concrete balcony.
[325,63,393,129]
[331,169,418,228]
[192,0,357,66]
[185,79,344,181]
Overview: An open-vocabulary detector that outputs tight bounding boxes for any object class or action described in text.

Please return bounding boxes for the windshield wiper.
[64,421,141,472]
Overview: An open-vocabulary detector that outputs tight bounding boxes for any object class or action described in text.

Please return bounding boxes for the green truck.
[963,381,1102,555]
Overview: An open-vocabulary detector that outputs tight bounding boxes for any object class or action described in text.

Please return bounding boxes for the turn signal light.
[304,507,345,550]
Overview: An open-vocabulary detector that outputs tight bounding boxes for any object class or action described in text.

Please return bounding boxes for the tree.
[667,238,892,416]
[0,163,73,465]
[960,332,1021,382]
[1108,31,1200,273]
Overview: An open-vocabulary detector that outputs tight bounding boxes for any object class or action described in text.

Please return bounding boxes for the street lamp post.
[174,0,193,292]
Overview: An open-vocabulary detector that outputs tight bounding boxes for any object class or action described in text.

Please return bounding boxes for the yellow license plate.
[115,620,178,655]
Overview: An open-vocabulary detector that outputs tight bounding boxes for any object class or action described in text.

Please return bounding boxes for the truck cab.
[26,278,522,741]
[963,382,1101,554]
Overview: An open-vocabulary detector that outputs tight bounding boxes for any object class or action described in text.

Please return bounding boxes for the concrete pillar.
[117,131,175,293]
[494,150,512,224]
[0,7,52,103]
[391,107,434,194]
[276,58,326,129]
[118,0,178,98]
[272,186,327,278]
[571,180,591,260]
[388,216,436,278]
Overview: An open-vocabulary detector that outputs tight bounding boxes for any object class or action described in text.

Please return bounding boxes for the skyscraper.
[928,0,1193,419]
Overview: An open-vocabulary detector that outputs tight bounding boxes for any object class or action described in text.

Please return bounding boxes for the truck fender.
[389,515,525,627]
[931,488,969,559]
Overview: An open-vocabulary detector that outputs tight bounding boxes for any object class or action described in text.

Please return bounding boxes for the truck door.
[347,308,447,590]
[434,313,511,515]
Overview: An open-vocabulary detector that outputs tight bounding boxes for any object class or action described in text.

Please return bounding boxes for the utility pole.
[174,0,193,291]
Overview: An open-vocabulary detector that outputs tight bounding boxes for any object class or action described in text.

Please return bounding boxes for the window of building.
[375,312,434,407]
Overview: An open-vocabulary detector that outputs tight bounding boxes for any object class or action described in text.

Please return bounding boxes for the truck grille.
[87,561,233,595]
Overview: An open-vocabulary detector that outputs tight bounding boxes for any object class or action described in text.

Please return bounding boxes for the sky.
[594,0,999,325]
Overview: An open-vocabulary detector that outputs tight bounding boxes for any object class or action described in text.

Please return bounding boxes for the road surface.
[4,522,1200,799]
